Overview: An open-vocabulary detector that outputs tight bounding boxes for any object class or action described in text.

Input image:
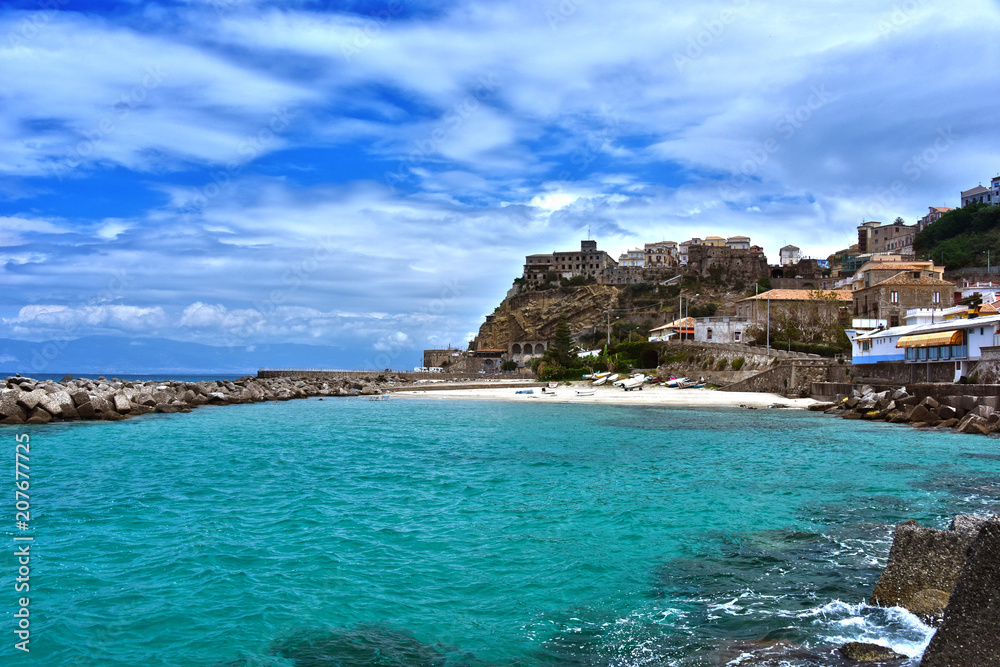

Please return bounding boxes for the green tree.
[550,318,574,367]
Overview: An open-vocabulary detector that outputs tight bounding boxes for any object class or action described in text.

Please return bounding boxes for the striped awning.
[896,330,963,349]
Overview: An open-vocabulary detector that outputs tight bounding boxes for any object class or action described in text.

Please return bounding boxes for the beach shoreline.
[390,381,819,408]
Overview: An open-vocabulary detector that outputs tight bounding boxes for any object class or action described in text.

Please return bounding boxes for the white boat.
[592,376,608,386]
[620,374,646,391]
[547,382,558,388]
[665,377,689,388]
[608,374,620,383]
[575,388,596,396]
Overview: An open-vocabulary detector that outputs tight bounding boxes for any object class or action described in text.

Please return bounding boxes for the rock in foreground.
[870,519,978,625]
[920,518,1000,666]
[839,641,906,662]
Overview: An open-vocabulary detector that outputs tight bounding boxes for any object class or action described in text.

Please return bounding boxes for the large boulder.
[907,404,931,423]
[26,407,52,424]
[16,389,46,411]
[112,393,132,414]
[839,642,906,662]
[75,400,97,419]
[0,389,21,417]
[37,390,75,419]
[870,520,976,625]
[920,519,1000,666]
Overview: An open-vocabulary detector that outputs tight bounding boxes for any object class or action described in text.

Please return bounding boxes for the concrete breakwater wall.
[721,359,834,396]
[0,374,397,425]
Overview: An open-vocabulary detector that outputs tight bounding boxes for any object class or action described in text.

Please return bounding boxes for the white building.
[850,314,1000,382]
[694,317,750,344]
[779,245,801,266]
[618,248,645,267]
[961,176,1000,207]
[725,236,751,250]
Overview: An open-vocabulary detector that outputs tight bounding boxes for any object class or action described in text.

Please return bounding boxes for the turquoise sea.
[3,398,1000,666]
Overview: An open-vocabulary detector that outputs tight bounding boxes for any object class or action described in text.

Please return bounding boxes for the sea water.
[3,398,999,666]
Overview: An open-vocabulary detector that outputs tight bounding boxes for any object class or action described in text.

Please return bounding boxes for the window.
[734,331,741,342]
[706,328,713,340]
[934,291,941,304]
[890,290,898,304]
[861,340,871,352]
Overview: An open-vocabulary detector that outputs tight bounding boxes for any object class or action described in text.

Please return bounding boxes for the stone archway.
[511,343,522,355]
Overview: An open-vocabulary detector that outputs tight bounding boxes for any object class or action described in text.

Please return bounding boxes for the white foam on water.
[800,599,935,659]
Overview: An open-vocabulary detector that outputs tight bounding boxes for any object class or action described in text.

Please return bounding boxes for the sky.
[2,0,999,371]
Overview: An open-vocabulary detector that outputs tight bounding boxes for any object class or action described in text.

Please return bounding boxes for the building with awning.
[896,330,964,349]
[648,317,695,342]
[850,315,1000,382]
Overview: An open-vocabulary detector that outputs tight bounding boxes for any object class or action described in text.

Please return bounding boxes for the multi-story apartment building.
[918,206,953,230]
[678,239,701,266]
[644,241,678,268]
[857,220,882,253]
[618,248,645,267]
[725,236,751,250]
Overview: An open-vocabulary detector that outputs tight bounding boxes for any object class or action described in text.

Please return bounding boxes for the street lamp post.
[766,293,771,354]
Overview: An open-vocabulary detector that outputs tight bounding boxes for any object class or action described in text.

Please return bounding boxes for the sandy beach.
[391,381,819,408]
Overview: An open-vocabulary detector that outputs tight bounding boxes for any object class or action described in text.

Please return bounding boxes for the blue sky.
[2,0,999,369]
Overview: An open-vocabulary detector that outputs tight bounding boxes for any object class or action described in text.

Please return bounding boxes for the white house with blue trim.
[850,314,1000,382]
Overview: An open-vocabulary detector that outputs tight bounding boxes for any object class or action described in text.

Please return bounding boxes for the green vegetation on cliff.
[914,203,1000,270]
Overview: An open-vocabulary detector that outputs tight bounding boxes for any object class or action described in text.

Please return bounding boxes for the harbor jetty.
[0,373,400,425]
[815,384,1000,434]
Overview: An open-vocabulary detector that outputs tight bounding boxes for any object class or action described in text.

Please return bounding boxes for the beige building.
[618,248,645,267]
[853,273,958,328]
[736,289,853,329]
[644,241,678,268]
[849,259,944,292]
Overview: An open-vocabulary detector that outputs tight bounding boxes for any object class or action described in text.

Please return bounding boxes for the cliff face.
[475,284,623,349]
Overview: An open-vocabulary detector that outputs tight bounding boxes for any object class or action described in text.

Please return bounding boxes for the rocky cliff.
[474,284,626,350]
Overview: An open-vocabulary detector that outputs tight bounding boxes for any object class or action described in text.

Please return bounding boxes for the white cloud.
[373,331,410,352]
[4,305,168,335]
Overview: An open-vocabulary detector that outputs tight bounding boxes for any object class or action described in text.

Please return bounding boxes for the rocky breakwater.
[815,385,1000,435]
[854,515,1000,666]
[0,374,395,425]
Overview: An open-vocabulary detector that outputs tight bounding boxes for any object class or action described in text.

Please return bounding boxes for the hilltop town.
[424,173,1000,389]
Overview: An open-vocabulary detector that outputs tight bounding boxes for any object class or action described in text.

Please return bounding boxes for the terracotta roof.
[867,272,956,288]
[980,302,1000,314]
[738,289,853,302]
[650,317,695,332]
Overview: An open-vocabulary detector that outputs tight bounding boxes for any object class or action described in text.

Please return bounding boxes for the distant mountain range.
[0,336,389,376]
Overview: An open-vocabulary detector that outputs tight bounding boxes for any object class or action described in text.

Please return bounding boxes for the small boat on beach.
[547,382,559,388]
[665,377,689,388]
[620,374,646,391]
[515,389,534,395]
[592,376,609,386]
[575,388,596,396]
